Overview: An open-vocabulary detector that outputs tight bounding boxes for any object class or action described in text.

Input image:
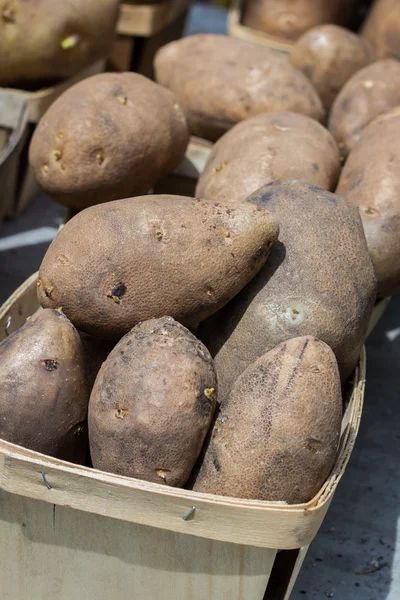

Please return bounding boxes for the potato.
[336,107,400,298]
[0,0,120,87]
[154,34,324,141]
[196,112,341,206]
[0,309,89,462]
[243,0,357,41]
[38,194,279,340]
[199,180,376,399]
[290,25,374,110]
[29,73,189,211]
[89,316,217,485]
[362,0,400,61]
[193,336,342,504]
[328,59,400,157]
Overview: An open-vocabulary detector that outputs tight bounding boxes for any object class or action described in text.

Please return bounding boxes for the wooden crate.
[0,273,365,600]
[109,0,190,78]
[0,60,105,224]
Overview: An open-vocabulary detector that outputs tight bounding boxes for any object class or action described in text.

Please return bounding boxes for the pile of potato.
[2,15,400,504]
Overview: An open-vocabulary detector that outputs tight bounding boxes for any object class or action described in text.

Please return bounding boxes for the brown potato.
[89,316,217,485]
[362,0,400,61]
[38,194,279,340]
[0,309,89,462]
[196,112,341,206]
[0,0,120,87]
[243,0,357,41]
[328,59,400,157]
[29,73,189,211]
[290,25,374,110]
[199,180,376,399]
[336,107,400,298]
[193,336,342,504]
[154,34,324,141]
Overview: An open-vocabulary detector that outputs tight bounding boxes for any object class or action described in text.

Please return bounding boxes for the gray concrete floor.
[1,5,399,598]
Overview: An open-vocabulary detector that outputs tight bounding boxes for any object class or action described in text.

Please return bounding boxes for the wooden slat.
[367,297,391,337]
[117,0,190,37]
[0,488,276,600]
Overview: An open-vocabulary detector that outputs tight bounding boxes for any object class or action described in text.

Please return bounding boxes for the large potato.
[290,25,374,110]
[0,0,120,87]
[328,59,400,157]
[154,34,324,141]
[193,336,342,504]
[199,180,376,399]
[362,0,400,60]
[196,112,341,206]
[0,309,89,462]
[29,73,189,210]
[38,194,279,339]
[243,0,358,41]
[89,316,217,485]
[336,107,400,298]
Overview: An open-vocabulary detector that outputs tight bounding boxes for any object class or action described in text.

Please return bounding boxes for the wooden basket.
[109,0,191,78]
[0,60,105,224]
[228,0,294,55]
[0,272,365,600]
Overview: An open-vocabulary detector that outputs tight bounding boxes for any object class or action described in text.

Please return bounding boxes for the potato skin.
[290,25,374,110]
[154,34,324,141]
[0,0,120,87]
[196,112,341,206]
[243,0,357,41]
[29,73,189,210]
[193,336,342,504]
[328,59,400,157]
[0,309,89,462]
[362,0,400,61]
[199,180,376,399]
[336,108,400,298]
[89,316,217,486]
[38,194,279,339]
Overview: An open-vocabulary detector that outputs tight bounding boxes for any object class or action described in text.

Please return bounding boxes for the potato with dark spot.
[243,0,357,42]
[328,59,400,157]
[154,34,324,141]
[362,0,400,61]
[336,107,400,298]
[290,25,374,110]
[199,180,376,399]
[38,194,279,339]
[89,316,217,485]
[196,112,341,206]
[29,73,189,210]
[194,336,342,503]
[0,0,120,87]
[0,309,89,462]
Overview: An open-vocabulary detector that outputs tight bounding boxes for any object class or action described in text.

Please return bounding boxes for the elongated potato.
[336,107,400,298]
[194,336,342,504]
[0,0,120,87]
[38,194,279,339]
[154,34,324,141]
[329,59,400,157]
[0,309,89,462]
[29,73,189,210]
[196,112,341,206]
[199,180,376,399]
[89,317,217,485]
[362,0,400,61]
[290,25,374,110]
[243,0,357,41]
